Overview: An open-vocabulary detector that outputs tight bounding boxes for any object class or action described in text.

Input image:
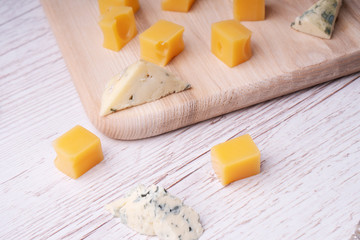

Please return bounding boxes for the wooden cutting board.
[41,0,360,140]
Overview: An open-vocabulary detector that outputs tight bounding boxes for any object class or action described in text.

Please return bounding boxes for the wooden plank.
[40,0,360,139]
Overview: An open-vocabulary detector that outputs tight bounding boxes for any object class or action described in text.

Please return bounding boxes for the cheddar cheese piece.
[161,0,196,12]
[139,20,184,66]
[211,134,260,186]
[291,0,342,39]
[211,20,252,67]
[233,0,265,21]
[99,6,137,51]
[53,125,104,179]
[98,0,140,14]
[100,60,190,116]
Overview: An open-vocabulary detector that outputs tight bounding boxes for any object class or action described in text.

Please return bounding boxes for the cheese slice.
[100,60,190,116]
[291,0,342,39]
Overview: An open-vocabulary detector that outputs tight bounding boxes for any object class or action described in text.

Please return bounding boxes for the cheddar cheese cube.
[139,20,184,66]
[98,0,140,14]
[211,20,252,67]
[53,125,104,179]
[99,6,137,51]
[234,0,265,21]
[161,0,196,12]
[211,134,260,186]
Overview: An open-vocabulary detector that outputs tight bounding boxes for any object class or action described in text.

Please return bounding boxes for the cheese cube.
[98,0,140,14]
[234,0,265,21]
[53,125,104,179]
[161,0,196,12]
[211,134,260,186]
[211,20,252,67]
[139,20,184,66]
[99,6,137,51]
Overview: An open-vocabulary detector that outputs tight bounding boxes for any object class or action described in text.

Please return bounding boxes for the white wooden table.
[1,0,359,239]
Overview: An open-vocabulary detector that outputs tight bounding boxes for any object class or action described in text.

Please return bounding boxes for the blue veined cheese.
[105,184,203,240]
[154,202,203,240]
[350,221,360,240]
[290,0,342,39]
[99,60,191,116]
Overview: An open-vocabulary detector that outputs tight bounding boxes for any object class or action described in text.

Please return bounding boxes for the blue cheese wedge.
[290,0,342,39]
[105,184,203,240]
[100,60,190,116]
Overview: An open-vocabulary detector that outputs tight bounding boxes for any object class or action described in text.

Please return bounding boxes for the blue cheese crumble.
[105,184,203,240]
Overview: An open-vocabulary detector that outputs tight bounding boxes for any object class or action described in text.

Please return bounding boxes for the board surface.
[41,0,360,140]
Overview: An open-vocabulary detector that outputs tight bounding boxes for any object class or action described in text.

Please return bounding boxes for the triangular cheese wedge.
[100,60,190,116]
[291,0,342,39]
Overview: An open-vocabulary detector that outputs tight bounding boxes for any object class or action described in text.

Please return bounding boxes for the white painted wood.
[0,0,359,239]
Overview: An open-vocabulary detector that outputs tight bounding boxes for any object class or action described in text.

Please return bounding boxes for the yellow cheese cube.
[161,0,196,12]
[211,134,260,186]
[53,125,104,179]
[211,20,252,67]
[99,6,137,51]
[139,20,184,66]
[234,0,265,21]
[98,0,140,14]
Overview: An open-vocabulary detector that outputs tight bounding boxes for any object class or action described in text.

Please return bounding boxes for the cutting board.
[41,0,360,140]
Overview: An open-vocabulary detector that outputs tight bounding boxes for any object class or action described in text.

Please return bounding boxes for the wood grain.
[40,0,360,139]
[1,0,360,239]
